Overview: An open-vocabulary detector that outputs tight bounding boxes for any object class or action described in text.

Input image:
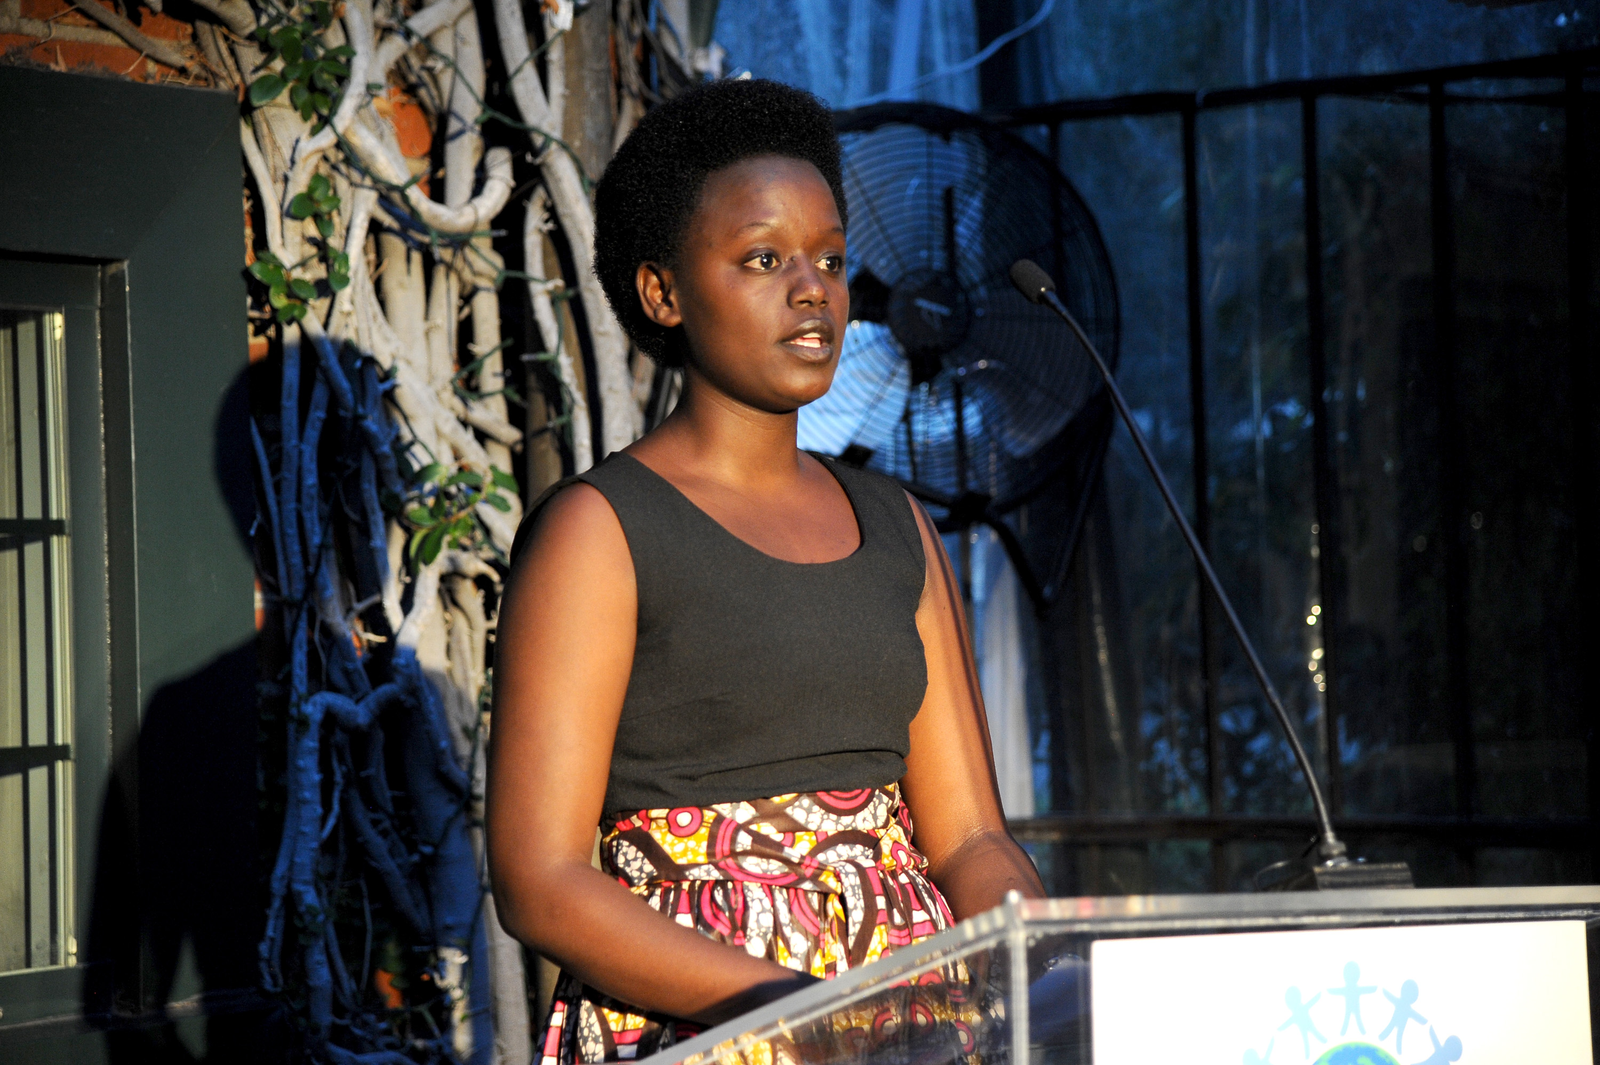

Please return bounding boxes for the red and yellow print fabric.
[538,784,958,1064]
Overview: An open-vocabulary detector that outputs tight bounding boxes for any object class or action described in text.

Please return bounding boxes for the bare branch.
[372,0,471,82]
[0,13,133,47]
[524,189,594,472]
[494,0,638,455]
[188,0,255,36]
[345,112,516,234]
[66,0,193,69]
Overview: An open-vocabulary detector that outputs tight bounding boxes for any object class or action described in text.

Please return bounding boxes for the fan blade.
[956,357,1078,459]
[797,321,909,459]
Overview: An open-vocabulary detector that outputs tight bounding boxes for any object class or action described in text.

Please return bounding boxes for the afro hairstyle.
[593,78,847,367]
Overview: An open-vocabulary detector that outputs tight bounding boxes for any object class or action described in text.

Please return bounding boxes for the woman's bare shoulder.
[511,480,631,585]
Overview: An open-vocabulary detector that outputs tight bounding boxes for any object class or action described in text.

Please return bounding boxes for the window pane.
[1040,114,1205,832]
[0,308,73,974]
[1198,101,1327,816]
[1319,95,1455,817]
[1448,81,1586,819]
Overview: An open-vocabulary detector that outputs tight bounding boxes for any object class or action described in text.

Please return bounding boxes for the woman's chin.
[777,370,837,411]
[734,360,835,413]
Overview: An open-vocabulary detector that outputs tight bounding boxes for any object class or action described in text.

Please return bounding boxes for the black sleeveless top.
[513,453,929,814]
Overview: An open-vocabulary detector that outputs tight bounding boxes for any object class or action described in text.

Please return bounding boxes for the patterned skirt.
[538,785,959,1064]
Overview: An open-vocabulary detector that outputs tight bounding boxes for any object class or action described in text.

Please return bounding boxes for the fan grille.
[799,104,1119,512]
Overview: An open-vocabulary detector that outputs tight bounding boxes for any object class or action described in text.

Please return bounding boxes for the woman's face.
[638,155,848,413]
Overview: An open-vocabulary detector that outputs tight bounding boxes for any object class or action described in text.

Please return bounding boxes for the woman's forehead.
[692,156,842,236]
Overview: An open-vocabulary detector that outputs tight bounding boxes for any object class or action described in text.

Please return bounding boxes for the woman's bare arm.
[486,484,814,1024]
[899,495,1046,918]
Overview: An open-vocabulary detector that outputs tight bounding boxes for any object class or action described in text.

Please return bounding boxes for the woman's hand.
[486,484,810,1024]
[900,495,1047,918]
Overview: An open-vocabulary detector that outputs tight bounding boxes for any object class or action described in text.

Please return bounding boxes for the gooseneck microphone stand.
[1009,259,1411,890]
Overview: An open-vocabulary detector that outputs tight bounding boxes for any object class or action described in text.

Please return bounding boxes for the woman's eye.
[820,255,844,273]
[748,252,779,270]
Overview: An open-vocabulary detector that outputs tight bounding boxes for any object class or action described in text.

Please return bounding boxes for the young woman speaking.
[487,77,1044,1065]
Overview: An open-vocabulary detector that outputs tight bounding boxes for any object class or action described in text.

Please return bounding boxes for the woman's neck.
[631,370,808,489]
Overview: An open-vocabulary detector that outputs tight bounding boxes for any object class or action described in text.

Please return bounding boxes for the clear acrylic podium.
[641,887,1600,1065]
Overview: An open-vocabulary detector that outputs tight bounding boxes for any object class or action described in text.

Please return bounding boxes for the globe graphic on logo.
[1313,1044,1401,1065]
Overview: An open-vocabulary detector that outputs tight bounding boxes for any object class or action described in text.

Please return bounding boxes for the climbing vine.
[245,0,357,120]
[210,0,664,1060]
[0,0,695,1057]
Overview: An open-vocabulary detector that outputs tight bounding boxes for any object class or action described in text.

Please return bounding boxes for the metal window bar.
[1565,72,1600,890]
[993,49,1600,883]
[0,308,74,974]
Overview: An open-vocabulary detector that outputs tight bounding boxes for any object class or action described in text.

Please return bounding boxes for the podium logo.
[1243,963,1462,1065]
[1092,920,1589,1065]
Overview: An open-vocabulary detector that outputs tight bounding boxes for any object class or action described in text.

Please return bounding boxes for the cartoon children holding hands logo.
[1411,1026,1463,1065]
[1330,961,1377,1036]
[1380,979,1428,1054]
[1279,987,1326,1057]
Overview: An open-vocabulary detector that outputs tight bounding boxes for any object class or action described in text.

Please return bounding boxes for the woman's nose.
[789,258,828,307]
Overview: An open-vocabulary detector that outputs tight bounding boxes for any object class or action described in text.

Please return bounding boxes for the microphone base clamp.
[1256,856,1415,893]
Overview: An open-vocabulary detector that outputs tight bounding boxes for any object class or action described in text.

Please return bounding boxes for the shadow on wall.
[81,366,279,1063]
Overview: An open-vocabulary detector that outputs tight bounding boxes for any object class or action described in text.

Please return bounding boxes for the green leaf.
[315,215,335,239]
[290,82,310,110]
[309,173,330,198]
[414,462,446,485]
[288,192,315,219]
[282,301,308,323]
[331,251,350,273]
[248,73,286,107]
[446,470,484,488]
[418,526,446,565]
[248,261,285,285]
[405,507,433,526]
[280,60,305,82]
[279,36,303,63]
[483,493,511,512]
[490,467,518,491]
[323,60,349,79]
[267,285,292,309]
[327,44,355,59]
[311,0,331,26]
[299,100,316,122]
[310,92,331,114]
[289,278,317,300]
[329,270,350,292]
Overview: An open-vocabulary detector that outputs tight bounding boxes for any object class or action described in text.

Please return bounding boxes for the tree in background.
[3,0,718,1060]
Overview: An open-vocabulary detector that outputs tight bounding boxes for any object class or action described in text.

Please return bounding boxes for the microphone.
[1009,259,1411,891]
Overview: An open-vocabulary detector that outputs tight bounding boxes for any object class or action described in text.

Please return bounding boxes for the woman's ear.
[636,262,683,328]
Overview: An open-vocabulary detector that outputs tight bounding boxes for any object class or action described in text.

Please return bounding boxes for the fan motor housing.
[886,269,973,385]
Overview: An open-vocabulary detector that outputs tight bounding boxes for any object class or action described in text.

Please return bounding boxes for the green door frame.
[0,65,256,1054]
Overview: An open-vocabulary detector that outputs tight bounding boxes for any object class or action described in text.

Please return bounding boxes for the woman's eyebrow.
[730,220,845,236]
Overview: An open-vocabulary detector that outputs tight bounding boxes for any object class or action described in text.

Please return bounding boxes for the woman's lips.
[782,321,835,358]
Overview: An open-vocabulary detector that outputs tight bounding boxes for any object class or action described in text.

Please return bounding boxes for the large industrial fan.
[798,103,1120,610]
